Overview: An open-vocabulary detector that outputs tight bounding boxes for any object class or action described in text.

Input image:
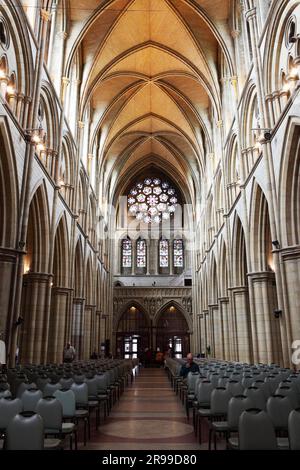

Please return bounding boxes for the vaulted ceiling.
[63,0,234,204]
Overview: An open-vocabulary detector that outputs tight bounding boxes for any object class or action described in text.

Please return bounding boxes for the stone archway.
[155,302,190,358]
[116,302,151,360]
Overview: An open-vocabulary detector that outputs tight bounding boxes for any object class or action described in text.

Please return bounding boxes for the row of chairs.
[165,357,300,450]
[0,359,136,450]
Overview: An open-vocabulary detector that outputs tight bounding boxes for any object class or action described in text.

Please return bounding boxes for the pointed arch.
[0,118,19,248]
[26,183,50,273]
[231,213,248,287]
[279,118,300,246]
[52,212,70,287]
[249,181,273,272]
[74,237,84,297]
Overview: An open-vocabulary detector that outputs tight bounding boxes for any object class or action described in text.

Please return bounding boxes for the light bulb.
[6,85,15,95]
[36,143,45,152]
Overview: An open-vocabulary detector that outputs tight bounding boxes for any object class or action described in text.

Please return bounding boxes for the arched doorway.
[156,304,190,358]
[116,304,150,359]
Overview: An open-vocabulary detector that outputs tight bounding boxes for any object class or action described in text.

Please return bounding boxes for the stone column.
[203,309,209,356]
[47,287,72,363]
[248,271,284,365]
[72,297,85,359]
[229,286,252,363]
[83,304,95,359]
[280,247,300,368]
[209,304,220,358]
[0,248,18,351]
[19,273,52,364]
[16,93,25,124]
[218,297,230,361]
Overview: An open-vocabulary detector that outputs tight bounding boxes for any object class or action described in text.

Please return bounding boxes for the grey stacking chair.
[210,395,254,450]
[6,412,44,450]
[43,382,62,397]
[231,409,277,450]
[288,408,300,450]
[275,386,300,409]
[226,380,244,396]
[36,396,76,449]
[244,387,266,410]
[0,397,23,437]
[21,388,43,412]
[267,395,293,433]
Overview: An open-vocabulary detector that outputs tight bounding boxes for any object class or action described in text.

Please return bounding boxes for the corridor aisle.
[86,368,202,450]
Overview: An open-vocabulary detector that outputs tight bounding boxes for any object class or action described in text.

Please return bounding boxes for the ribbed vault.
[63,0,233,205]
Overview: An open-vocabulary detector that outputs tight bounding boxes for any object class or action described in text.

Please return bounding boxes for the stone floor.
[79,368,212,450]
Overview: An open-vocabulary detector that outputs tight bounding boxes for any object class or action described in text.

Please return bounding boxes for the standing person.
[179,353,199,379]
[63,342,76,363]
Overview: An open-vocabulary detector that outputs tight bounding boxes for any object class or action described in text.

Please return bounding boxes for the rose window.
[127,178,178,224]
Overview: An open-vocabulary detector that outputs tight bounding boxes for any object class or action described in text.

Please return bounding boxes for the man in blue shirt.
[180,353,199,378]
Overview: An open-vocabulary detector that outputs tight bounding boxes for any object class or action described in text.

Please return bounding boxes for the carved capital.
[40,9,51,22]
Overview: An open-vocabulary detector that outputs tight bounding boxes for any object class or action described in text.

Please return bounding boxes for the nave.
[85,367,201,450]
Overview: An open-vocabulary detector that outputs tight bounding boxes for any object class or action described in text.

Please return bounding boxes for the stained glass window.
[122,238,132,268]
[174,239,184,268]
[137,239,146,268]
[159,239,169,268]
[128,177,178,224]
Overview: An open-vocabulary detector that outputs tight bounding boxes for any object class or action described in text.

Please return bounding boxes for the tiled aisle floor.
[84,368,204,450]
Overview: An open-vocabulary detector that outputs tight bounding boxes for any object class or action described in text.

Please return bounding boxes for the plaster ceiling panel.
[91,76,142,114]
[124,116,181,136]
[89,0,211,86]
[104,46,195,78]
[158,75,210,111]
[105,82,196,147]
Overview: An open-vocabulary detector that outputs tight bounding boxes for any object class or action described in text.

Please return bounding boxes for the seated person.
[155,347,164,365]
[180,353,199,378]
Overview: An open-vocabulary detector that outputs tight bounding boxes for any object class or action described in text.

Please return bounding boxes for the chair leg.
[84,419,87,446]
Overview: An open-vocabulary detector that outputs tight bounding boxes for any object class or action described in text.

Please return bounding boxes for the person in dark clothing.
[180,353,199,378]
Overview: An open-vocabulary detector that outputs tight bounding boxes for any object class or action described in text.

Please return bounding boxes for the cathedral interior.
[0,0,300,453]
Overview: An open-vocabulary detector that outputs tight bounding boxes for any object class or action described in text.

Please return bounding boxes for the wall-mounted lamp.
[15,316,24,326]
[252,128,272,141]
[272,240,280,249]
[274,309,282,319]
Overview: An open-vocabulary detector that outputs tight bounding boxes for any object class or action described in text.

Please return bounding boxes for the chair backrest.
[227,395,254,429]
[288,408,300,450]
[43,382,62,397]
[85,376,99,396]
[16,381,37,398]
[226,380,244,396]
[36,397,63,432]
[36,376,50,392]
[71,382,88,405]
[238,409,277,450]
[6,411,44,450]
[241,376,254,389]
[21,388,43,412]
[244,387,266,410]
[59,377,74,389]
[196,380,213,406]
[53,389,76,417]
[0,397,23,429]
[0,389,12,399]
[210,387,232,415]
[267,395,293,430]
[275,386,300,408]
[187,372,200,394]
